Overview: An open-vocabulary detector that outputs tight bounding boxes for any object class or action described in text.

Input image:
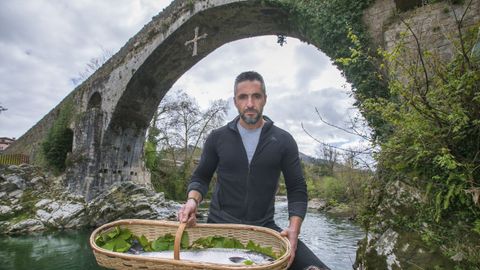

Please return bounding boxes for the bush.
[42,101,74,174]
[319,176,348,203]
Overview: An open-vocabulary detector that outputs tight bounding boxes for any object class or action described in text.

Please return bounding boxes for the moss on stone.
[19,189,39,215]
[10,212,33,224]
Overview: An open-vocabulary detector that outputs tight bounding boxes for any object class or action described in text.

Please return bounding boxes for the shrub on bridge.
[42,100,74,174]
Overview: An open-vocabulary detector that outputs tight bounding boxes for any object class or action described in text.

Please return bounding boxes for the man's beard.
[240,109,262,125]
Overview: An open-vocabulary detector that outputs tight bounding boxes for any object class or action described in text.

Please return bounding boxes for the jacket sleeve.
[187,130,219,199]
[281,134,308,220]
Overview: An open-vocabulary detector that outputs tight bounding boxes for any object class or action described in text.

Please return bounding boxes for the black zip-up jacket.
[187,116,307,226]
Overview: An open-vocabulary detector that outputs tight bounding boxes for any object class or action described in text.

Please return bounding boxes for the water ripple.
[274,202,364,270]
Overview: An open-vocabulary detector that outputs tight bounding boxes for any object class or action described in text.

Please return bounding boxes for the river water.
[0,202,364,270]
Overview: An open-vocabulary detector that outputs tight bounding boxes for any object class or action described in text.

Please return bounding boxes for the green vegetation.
[369,26,480,265]
[190,235,244,249]
[186,0,195,12]
[278,156,372,217]
[145,91,227,200]
[95,226,135,252]
[42,100,74,174]
[336,9,480,266]
[95,226,282,260]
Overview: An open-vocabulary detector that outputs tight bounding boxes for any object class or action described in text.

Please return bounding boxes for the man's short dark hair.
[234,71,266,95]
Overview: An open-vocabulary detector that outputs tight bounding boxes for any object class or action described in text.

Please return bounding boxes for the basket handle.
[174,222,187,260]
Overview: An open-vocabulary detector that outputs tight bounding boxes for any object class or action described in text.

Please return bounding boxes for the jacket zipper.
[232,120,269,221]
[244,163,251,221]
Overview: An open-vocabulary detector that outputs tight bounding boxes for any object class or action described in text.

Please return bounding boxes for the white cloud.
[0,0,170,137]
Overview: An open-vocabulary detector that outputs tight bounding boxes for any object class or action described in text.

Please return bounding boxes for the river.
[0,202,364,270]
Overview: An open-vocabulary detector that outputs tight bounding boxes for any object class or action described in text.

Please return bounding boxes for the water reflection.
[0,230,104,270]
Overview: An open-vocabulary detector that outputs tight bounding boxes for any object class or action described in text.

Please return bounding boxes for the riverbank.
[0,164,179,234]
[307,197,357,221]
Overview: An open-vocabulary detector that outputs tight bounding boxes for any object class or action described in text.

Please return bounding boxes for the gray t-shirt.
[237,122,262,164]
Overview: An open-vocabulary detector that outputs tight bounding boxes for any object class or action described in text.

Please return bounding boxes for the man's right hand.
[177,198,198,226]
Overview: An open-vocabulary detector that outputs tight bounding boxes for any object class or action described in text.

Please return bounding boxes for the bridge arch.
[69,0,380,200]
[13,0,477,200]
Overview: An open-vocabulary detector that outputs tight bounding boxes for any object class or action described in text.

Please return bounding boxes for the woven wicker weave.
[90,219,291,270]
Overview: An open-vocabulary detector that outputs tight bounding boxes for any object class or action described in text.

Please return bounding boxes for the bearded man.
[178,71,329,270]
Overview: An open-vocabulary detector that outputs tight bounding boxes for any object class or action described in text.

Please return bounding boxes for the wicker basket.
[90,219,291,270]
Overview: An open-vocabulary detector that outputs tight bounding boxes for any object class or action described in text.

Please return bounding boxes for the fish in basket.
[90,219,291,270]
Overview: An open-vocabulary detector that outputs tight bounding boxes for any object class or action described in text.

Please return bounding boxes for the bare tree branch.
[314,107,370,140]
[398,16,430,95]
[301,122,373,155]
[448,0,474,67]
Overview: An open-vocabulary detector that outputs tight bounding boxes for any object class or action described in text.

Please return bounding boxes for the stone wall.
[363,0,397,48]
[364,0,480,58]
[384,0,480,59]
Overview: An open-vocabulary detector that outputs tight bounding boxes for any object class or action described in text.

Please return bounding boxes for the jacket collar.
[228,115,274,132]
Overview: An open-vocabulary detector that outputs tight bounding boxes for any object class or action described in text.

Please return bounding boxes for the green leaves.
[96,229,188,253]
[94,227,281,260]
[246,240,277,259]
[363,16,480,266]
[42,99,74,173]
[138,235,152,252]
[151,234,174,251]
[191,235,244,250]
[473,220,480,235]
[181,231,189,249]
[95,226,134,253]
[243,259,254,265]
[149,232,189,251]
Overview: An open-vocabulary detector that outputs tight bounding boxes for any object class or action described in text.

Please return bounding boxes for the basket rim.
[90,219,291,269]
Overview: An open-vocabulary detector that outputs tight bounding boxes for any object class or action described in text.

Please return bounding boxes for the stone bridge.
[6,0,480,200]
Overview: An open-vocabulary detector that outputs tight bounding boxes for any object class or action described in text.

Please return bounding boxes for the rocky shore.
[307,198,356,220]
[0,164,180,234]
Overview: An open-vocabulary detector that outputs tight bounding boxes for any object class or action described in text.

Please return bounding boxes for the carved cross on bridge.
[185,26,207,56]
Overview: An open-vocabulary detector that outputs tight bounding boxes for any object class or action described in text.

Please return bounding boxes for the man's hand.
[177,198,198,226]
[281,215,303,268]
[280,227,299,268]
[178,191,202,226]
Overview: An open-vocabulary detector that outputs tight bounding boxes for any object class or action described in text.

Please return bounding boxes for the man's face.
[234,80,267,126]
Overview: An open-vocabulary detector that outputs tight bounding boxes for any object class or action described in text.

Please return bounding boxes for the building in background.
[0,137,15,152]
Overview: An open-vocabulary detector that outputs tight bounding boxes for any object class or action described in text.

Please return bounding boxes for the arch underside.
[109,2,309,134]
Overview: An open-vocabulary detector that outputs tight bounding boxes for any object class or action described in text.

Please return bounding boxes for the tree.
[146,90,228,199]
[157,91,227,170]
[316,145,338,176]
[71,48,113,85]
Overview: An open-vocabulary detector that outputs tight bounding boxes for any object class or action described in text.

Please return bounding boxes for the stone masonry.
[6,0,480,201]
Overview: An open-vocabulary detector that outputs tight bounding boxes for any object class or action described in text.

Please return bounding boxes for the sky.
[0,0,371,159]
